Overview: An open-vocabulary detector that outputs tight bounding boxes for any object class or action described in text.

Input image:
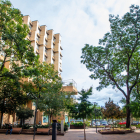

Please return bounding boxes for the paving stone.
[0,128,140,140]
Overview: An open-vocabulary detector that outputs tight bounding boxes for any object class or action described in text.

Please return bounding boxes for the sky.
[9,0,140,107]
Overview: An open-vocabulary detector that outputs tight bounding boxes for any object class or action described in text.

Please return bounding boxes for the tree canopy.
[0,0,37,127]
[81,5,140,128]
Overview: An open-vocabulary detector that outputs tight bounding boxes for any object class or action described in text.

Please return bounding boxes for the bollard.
[52,120,57,140]
[61,120,64,134]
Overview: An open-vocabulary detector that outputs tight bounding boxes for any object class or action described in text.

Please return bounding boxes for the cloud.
[10,0,140,107]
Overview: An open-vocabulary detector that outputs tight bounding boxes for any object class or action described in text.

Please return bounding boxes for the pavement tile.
[0,128,140,140]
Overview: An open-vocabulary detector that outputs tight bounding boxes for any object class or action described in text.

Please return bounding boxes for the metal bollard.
[52,120,57,140]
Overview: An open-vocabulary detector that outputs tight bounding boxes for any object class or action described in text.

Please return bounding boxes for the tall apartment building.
[0,15,77,125]
[23,15,63,76]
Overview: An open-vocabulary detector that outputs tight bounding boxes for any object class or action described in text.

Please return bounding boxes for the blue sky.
[9,0,140,107]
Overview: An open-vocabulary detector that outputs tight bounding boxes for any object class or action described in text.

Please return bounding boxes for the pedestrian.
[6,123,13,135]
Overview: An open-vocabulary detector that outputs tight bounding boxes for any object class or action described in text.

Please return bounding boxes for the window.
[36,44,39,51]
[53,43,55,49]
[52,60,54,64]
[45,48,47,54]
[53,36,56,42]
[38,28,41,34]
[45,40,47,46]
[47,33,49,38]
[44,56,47,61]
[29,23,32,30]
[60,63,62,67]
[36,35,39,42]
[28,32,31,38]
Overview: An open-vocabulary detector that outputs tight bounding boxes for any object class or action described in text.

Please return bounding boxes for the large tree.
[0,0,37,127]
[81,5,140,128]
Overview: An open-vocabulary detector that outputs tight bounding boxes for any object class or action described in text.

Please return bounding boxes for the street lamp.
[94,102,97,133]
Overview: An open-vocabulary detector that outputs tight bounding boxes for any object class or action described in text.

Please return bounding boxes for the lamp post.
[94,102,97,133]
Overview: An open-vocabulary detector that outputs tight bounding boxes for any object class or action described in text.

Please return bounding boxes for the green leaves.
[68,87,93,120]
[81,5,140,128]
[81,5,140,96]
[101,98,125,119]
[0,0,37,74]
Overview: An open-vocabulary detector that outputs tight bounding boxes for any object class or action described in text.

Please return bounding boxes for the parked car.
[108,121,113,125]
[101,121,108,126]
[119,121,126,125]
[95,122,100,126]
[131,121,139,125]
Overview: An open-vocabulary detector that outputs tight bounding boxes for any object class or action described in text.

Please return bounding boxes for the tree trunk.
[0,112,3,128]
[20,119,22,126]
[83,119,86,140]
[126,97,130,128]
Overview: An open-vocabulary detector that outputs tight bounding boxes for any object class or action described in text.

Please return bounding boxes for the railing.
[62,79,77,89]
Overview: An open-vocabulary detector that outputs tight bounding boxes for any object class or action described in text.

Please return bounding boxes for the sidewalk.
[0,128,140,140]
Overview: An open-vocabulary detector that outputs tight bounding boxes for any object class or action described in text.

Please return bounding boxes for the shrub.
[36,125,49,128]
[57,123,68,131]
[22,124,31,129]
[72,122,83,126]
[85,121,90,127]
[64,123,68,131]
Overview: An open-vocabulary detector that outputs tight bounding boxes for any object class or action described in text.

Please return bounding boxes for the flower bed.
[98,128,134,134]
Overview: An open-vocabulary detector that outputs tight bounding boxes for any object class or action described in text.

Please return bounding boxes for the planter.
[70,125,84,129]
[36,128,49,134]
[21,128,34,134]
[98,129,134,134]
[0,129,7,133]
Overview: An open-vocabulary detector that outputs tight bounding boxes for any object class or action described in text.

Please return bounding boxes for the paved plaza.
[0,128,140,140]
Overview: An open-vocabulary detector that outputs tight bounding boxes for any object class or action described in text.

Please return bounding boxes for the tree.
[0,76,28,127]
[23,62,62,139]
[81,5,140,128]
[101,98,122,130]
[37,82,65,128]
[68,87,93,140]
[0,0,37,127]
[16,106,34,126]
[0,0,37,75]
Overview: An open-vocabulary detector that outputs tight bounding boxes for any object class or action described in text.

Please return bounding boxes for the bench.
[36,128,50,134]
[12,128,22,134]
[0,128,22,134]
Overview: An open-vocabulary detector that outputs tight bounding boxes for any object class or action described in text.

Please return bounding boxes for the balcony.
[60,52,63,57]
[62,79,78,95]
[59,67,62,72]
[60,46,63,50]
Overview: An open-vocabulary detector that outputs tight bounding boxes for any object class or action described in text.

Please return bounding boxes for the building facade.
[0,15,77,125]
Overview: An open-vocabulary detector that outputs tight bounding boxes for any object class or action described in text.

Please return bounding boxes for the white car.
[95,122,100,126]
